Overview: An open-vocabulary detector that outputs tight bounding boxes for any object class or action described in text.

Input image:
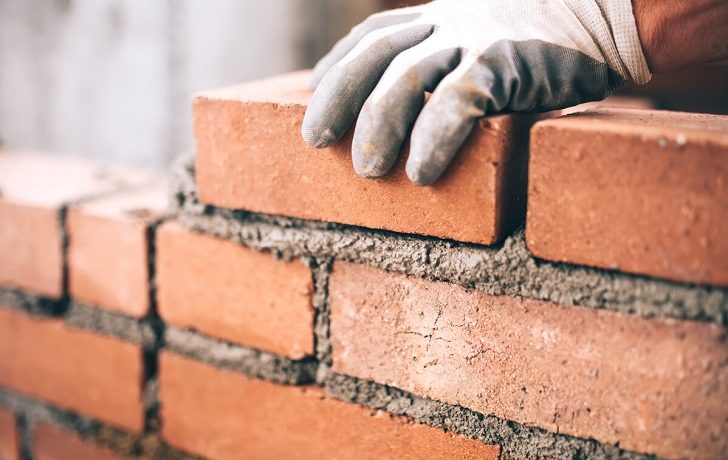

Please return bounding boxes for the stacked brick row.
[1,70,726,459]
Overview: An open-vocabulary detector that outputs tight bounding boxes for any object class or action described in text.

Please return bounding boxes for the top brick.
[193,71,540,245]
[68,183,168,316]
[527,109,728,286]
[0,150,155,298]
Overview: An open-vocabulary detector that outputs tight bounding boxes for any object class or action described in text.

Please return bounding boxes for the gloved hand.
[302,0,651,185]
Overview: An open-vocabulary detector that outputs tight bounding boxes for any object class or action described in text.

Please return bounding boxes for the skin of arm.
[633,0,728,72]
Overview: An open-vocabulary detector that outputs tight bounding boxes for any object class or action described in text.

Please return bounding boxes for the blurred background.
[1,0,726,169]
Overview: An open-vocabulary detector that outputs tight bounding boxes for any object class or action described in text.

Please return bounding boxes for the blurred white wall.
[0,0,380,168]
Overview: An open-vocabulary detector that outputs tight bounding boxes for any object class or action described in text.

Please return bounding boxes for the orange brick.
[159,352,499,460]
[34,423,130,460]
[68,183,168,316]
[527,109,728,286]
[193,71,537,245]
[0,406,18,460]
[156,222,314,358]
[0,150,155,298]
[328,262,728,459]
[0,307,144,431]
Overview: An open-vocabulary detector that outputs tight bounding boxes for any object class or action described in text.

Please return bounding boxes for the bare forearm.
[633,0,728,72]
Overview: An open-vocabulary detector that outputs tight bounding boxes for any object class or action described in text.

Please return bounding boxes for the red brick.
[328,262,728,459]
[34,424,130,460]
[159,352,499,460]
[560,95,655,115]
[0,307,144,431]
[0,150,155,298]
[156,222,314,358]
[527,109,728,286]
[0,406,18,460]
[193,71,537,245]
[68,183,168,316]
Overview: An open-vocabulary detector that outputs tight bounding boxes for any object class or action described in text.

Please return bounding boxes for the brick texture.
[68,183,168,316]
[156,222,314,359]
[34,424,130,460]
[193,71,538,245]
[159,352,499,460]
[0,150,154,298]
[527,109,728,286]
[0,307,144,432]
[0,406,18,460]
[328,262,728,459]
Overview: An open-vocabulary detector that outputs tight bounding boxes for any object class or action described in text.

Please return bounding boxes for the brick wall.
[0,71,726,459]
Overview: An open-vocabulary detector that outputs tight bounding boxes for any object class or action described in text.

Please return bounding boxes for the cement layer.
[163,327,317,385]
[66,302,157,348]
[0,288,66,316]
[172,155,728,325]
[323,373,658,460]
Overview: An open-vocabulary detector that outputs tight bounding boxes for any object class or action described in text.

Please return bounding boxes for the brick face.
[0,202,63,298]
[0,406,18,460]
[193,71,537,245]
[328,262,728,459]
[68,184,168,316]
[34,424,130,460]
[156,222,314,359]
[527,109,728,286]
[0,150,155,298]
[0,307,144,432]
[159,352,499,460]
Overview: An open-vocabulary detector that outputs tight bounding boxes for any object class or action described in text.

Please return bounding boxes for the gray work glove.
[302,0,651,185]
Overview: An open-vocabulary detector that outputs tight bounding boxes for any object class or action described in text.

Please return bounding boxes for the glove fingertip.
[405,160,437,186]
[301,125,337,149]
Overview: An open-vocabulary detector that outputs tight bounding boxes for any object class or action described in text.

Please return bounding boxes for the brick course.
[193,71,538,245]
[68,184,168,316]
[0,150,155,298]
[159,352,499,460]
[156,222,314,359]
[527,109,728,286]
[328,261,728,459]
[0,307,144,432]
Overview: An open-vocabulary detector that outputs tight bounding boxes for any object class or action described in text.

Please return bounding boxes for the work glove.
[302,0,651,185]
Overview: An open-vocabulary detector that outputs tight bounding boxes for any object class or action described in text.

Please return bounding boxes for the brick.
[0,406,18,460]
[193,71,538,245]
[560,94,655,115]
[159,352,499,460]
[328,262,728,459]
[34,423,130,460]
[527,109,728,286]
[0,150,155,298]
[68,183,168,316]
[156,222,314,359]
[0,307,144,431]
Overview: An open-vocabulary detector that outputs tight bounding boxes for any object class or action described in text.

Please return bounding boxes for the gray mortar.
[140,217,168,433]
[0,389,199,459]
[164,327,317,385]
[171,154,728,325]
[0,390,98,454]
[312,259,333,368]
[0,296,155,347]
[0,289,66,316]
[65,302,157,348]
[322,373,659,460]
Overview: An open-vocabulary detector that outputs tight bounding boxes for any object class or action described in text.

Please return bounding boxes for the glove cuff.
[565,0,652,84]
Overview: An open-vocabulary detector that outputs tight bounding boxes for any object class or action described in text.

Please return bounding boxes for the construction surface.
[0,72,727,459]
